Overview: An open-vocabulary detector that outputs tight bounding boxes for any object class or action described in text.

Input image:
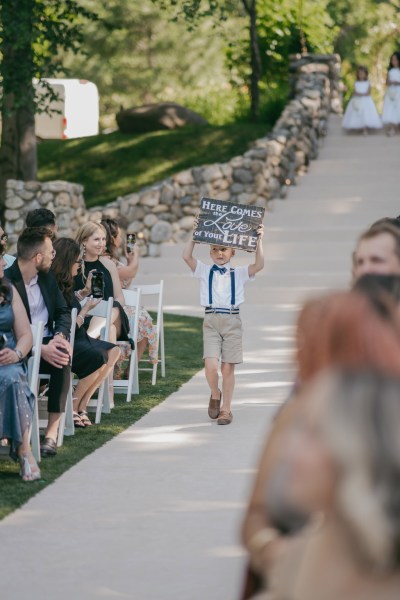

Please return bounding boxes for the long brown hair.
[296,291,400,383]
[100,217,119,258]
[51,238,81,305]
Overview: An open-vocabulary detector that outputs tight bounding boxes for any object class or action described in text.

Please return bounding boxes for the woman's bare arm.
[100,256,125,305]
[11,285,33,357]
[117,244,140,284]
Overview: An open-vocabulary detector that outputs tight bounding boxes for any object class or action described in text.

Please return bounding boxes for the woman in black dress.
[51,238,120,427]
[74,222,130,344]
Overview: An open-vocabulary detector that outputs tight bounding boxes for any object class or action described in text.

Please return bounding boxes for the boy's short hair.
[25,208,56,229]
[17,227,53,261]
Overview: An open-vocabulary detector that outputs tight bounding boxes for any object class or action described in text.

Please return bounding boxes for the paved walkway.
[1,117,399,600]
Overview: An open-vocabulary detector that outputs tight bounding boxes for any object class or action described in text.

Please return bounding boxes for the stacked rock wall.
[5,180,85,252]
[4,54,341,257]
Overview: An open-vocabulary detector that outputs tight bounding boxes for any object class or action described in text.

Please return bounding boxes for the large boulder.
[116,102,208,133]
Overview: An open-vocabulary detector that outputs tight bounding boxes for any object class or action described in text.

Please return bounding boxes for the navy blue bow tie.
[211,265,227,274]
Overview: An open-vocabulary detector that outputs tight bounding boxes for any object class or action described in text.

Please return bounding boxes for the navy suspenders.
[207,266,238,314]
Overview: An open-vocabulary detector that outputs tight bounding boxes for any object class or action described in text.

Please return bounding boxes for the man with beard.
[5,227,71,456]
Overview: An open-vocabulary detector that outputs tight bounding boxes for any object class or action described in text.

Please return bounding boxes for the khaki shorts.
[203,313,243,364]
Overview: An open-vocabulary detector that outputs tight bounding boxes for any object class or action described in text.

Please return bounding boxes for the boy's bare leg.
[221,361,235,412]
[204,357,220,398]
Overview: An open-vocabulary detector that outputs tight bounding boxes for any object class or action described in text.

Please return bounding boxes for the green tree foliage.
[0,0,95,211]
[157,0,338,118]
[327,0,400,104]
[63,0,235,127]
[226,0,337,107]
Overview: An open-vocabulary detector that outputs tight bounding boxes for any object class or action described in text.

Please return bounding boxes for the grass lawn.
[37,122,270,207]
[0,312,203,521]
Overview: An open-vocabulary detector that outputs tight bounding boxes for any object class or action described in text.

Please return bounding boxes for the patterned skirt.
[114,306,159,380]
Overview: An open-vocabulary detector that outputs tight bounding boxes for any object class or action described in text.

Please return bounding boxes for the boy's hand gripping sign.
[193,197,265,252]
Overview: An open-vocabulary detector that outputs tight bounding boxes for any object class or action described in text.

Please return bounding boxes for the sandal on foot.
[217,410,233,425]
[19,452,41,482]
[79,411,92,427]
[208,390,222,419]
[73,411,85,428]
[40,437,57,457]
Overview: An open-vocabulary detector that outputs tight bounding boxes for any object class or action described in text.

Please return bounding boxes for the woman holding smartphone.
[101,218,158,364]
[74,222,131,344]
[101,218,139,289]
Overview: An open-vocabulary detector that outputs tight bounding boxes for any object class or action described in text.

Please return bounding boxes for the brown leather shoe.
[217,410,233,425]
[208,390,222,419]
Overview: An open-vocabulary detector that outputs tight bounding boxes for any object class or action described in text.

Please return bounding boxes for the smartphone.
[91,271,105,299]
[126,233,136,254]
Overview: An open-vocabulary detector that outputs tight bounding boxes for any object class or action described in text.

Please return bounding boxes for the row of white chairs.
[0,281,165,464]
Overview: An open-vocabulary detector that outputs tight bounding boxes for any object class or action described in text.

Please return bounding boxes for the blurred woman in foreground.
[241,291,400,596]
[259,370,400,599]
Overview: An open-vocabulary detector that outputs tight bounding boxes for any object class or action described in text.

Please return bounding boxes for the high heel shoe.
[19,452,41,482]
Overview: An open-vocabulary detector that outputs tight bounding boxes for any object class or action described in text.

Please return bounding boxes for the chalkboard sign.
[193,197,265,252]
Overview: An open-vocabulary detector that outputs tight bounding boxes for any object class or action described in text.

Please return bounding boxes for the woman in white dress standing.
[382,51,400,136]
[342,66,382,134]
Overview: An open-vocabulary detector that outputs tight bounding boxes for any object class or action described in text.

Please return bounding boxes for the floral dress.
[112,257,159,366]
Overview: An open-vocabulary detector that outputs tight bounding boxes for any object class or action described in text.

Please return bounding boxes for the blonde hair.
[319,370,400,570]
[75,221,106,246]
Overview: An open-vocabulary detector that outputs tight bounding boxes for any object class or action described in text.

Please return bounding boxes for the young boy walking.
[183,220,264,425]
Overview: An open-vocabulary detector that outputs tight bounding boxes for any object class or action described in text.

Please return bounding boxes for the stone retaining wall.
[4,54,341,257]
[4,180,86,250]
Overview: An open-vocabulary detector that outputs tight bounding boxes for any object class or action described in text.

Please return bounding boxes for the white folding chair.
[113,288,141,401]
[131,280,165,385]
[57,307,78,444]
[28,321,45,463]
[81,297,114,423]
[0,321,44,464]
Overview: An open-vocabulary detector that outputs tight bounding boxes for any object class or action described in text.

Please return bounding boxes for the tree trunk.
[0,0,37,218]
[242,0,262,121]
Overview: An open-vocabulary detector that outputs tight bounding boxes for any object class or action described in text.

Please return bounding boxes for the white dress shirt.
[192,260,254,308]
[25,274,50,336]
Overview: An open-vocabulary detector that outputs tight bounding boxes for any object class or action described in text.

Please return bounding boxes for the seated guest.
[25,208,57,234]
[256,370,400,600]
[0,253,40,481]
[51,238,120,427]
[74,222,131,344]
[100,218,139,288]
[101,218,158,363]
[5,228,71,457]
[2,210,58,271]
